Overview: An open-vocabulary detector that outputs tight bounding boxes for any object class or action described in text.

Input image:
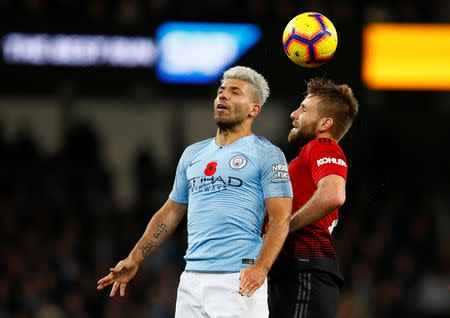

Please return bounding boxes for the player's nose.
[219,90,228,100]
[290,110,298,120]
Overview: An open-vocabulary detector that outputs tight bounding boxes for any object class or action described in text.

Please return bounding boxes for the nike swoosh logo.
[189,160,201,167]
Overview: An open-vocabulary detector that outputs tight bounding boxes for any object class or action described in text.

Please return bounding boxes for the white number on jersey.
[328,219,338,234]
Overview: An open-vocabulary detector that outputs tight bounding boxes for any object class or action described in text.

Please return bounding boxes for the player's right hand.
[239,263,268,297]
[97,258,139,297]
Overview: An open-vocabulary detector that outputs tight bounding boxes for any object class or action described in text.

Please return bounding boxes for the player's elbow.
[329,191,346,209]
[271,208,291,230]
[268,208,291,239]
[320,188,346,211]
[266,197,292,231]
[281,210,291,231]
[319,180,346,210]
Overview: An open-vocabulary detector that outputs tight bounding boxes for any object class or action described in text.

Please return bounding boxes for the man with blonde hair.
[98,66,293,317]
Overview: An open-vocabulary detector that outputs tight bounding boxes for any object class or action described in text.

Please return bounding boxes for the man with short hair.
[268,78,359,318]
[98,66,293,318]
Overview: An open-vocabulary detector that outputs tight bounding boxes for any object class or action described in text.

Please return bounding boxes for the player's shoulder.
[187,137,214,149]
[252,135,286,165]
[253,135,282,152]
[308,137,343,151]
[305,138,346,162]
[183,137,214,157]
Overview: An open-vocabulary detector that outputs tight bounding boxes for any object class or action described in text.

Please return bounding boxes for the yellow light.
[362,23,450,90]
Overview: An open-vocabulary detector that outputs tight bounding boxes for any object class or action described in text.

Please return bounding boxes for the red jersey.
[283,137,347,280]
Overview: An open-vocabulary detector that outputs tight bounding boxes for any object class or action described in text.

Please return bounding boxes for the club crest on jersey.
[229,155,247,169]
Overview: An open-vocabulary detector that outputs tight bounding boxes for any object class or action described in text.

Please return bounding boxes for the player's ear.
[318,117,333,132]
[249,104,261,117]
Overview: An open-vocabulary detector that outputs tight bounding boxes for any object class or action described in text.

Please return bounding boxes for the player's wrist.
[128,250,144,265]
[254,260,271,274]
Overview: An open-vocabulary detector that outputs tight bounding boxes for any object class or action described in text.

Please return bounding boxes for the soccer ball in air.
[282,12,338,67]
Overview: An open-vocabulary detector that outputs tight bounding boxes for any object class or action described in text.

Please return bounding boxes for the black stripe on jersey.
[318,138,322,143]
[327,138,331,143]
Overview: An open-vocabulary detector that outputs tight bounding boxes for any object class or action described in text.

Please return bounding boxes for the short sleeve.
[309,142,347,186]
[259,146,293,200]
[169,148,190,204]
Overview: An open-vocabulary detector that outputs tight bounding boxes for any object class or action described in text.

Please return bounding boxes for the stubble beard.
[215,110,246,132]
[288,126,316,148]
[215,118,242,132]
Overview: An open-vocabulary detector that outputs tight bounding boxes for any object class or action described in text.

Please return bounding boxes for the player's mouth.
[217,103,229,111]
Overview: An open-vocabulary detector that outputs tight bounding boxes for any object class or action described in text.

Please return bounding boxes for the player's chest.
[289,153,313,185]
[186,150,257,185]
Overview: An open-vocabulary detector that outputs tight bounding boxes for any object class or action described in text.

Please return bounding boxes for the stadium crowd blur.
[1,0,450,33]
[1,1,450,318]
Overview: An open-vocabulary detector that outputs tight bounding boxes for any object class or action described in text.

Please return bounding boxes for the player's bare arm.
[239,196,292,297]
[289,174,345,232]
[97,199,188,296]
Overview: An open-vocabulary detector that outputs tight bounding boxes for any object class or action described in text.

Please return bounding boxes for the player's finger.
[239,283,247,294]
[97,282,108,290]
[110,281,119,297]
[110,266,123,273]
[97,275,109,285]
[239,282,252,296]
[239,271,248,289]
[97,273,115,288]
[120,283,127,296]
[239,280,248,290]
[240,281,252,295]
[245,283,259,297]
[240,272,252,286]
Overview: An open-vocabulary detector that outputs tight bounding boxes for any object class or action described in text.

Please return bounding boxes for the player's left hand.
[238,264,268,297]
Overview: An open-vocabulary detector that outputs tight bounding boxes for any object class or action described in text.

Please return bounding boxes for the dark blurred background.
[1,1,450,318]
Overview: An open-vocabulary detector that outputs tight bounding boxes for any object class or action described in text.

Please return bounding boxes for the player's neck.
[316,132,338,142]
[215,126,252,146]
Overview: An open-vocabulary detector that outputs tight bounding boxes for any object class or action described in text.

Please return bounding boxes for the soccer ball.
[282,12,338,68]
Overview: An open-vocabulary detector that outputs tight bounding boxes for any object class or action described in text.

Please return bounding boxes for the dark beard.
[288,129,316,148]
[215,118,242,132]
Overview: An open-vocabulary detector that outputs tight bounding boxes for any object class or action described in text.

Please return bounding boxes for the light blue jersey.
[169,134,293,272]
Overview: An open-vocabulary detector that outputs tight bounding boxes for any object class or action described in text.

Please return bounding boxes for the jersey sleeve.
[259,145,293,200]
[169,147,191,204]
[309,142,348,186]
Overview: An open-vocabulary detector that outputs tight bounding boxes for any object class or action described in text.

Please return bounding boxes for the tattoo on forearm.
[140,240,156,258]
[154,223,168,239]
[139,224,168,258]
